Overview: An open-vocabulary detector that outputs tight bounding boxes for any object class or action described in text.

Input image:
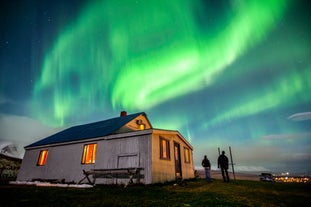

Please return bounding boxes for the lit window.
[81,144,97,164]
[136,119,145,130]
[139,124,145,130]
[184,147,190,163]
[37,150,48,166]
[160,137,170,160]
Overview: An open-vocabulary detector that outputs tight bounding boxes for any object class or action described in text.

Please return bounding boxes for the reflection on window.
[184,147,190,163]
[37,150,48,166]
[160,137,170,160]
[81,144,97,164]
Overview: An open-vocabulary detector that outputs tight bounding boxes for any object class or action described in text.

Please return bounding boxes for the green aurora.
[33,0,303,127]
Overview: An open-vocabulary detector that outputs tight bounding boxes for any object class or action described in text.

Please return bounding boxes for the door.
[174,142,182,179]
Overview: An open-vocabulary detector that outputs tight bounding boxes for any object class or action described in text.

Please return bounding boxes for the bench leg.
[78,175,91,184]
[123,175,133,188]
[79,170,94,185]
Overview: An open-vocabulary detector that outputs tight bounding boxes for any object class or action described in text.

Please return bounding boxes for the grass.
[1,179,310,207]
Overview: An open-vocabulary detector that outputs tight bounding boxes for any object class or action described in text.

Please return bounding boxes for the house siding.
[17,142,94,182]
[94,133,152,184]
[17,128,193,185]
[151,130,194,183]
[17,131,154,184]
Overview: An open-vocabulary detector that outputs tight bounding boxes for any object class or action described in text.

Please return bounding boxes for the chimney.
[120,111,127,117]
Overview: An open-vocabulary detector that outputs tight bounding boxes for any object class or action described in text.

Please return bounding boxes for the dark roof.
[26,112,145,148]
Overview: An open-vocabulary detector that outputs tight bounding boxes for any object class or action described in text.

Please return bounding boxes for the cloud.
[288,112,311,121]
[234,165,271,172]
[284,152,311,162]
[261,132,311,140]
[0,113,63,155]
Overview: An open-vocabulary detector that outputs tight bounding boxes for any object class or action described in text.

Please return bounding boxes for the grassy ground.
[1,179,310,207]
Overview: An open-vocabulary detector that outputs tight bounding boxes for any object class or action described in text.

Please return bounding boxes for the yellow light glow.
[82,144,97,164]
[162,140,167,158]
[184,148,190,163]
[139,124,145,130]
[37,150,48,166]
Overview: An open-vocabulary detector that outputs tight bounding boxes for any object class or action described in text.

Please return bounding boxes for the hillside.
[0,154,22,184]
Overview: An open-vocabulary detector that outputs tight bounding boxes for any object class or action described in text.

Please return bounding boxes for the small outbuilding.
[17,112,194,185]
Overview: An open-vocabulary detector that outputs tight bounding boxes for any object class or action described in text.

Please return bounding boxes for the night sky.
[1,0,310,174]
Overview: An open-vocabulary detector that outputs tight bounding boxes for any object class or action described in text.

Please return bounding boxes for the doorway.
[174,142,182,179]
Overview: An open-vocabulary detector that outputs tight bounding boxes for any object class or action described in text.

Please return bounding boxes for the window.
[160,137,170,160]
[139,123,145,130]
[184,147,190,163]
[37,150,48,166]
[136,119,145,130]
[81,144,97,164]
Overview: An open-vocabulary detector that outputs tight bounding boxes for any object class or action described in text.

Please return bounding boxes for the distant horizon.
[195,167,311,176]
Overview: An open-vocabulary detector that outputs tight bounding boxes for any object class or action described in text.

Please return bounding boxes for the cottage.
[17,112,194,185]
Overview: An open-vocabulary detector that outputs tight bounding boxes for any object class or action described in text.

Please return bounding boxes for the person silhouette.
[218,151,230,182]
[202,155,211,182]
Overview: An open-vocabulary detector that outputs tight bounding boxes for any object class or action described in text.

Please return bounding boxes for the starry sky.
[1,0,310,174]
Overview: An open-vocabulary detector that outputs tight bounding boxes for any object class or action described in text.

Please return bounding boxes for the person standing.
[218,151,230,182]
[202,155,211,182]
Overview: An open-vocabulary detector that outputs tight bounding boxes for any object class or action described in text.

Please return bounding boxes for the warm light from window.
[82,144,97,164]
[139,124,145,130]
[160,138,170,159]
[37,150,48,166]
[162,140,167,158]
[184,147,190,163]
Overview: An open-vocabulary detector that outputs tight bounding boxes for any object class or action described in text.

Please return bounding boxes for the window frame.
[184,147,191,163]
[159,137,170,160]
[37,150,48,166]
[81,143,97,164]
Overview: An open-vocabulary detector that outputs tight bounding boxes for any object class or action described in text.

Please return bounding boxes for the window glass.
[160,137,170,160]
[81,144,97,164]
[184,147,190,163]
[139,124,145,130]
[37,150,48,166]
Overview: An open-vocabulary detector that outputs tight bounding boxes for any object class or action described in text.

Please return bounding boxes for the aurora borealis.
[1,0,311,174]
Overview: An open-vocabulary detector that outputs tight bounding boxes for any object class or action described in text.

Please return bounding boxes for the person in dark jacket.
[202,155,211,182]
[218,151,230,182]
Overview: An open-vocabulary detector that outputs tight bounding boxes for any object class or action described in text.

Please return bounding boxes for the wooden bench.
[78,167,144,187]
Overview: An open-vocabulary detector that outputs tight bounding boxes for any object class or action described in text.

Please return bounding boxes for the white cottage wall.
[94,133,152,184]
[17,142,96,182]
[17,149,43,181]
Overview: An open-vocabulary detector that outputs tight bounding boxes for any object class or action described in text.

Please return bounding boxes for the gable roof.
[26,112,147,148]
